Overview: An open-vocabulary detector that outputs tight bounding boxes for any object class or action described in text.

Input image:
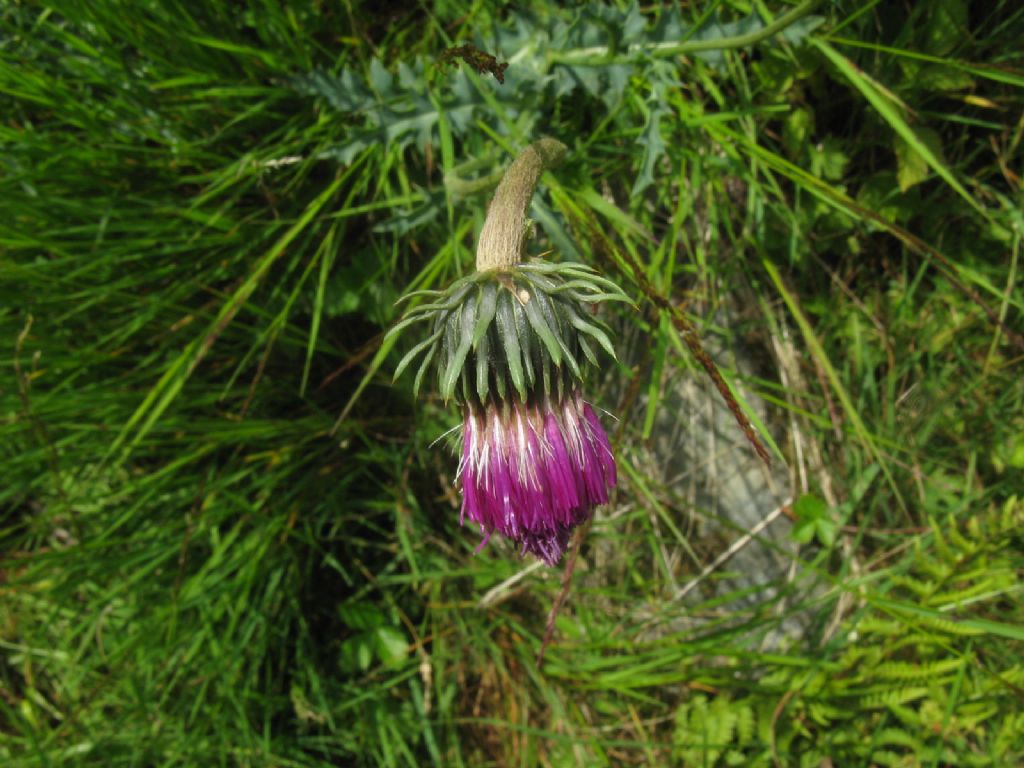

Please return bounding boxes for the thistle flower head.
[386,138,631,565]
[460,393,616,565]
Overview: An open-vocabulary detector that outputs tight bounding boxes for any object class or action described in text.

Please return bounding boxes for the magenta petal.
[544,412,579,524]
[519,527,572,567]
[457,392,617,565]
[583,402,617,488]
[460,414,476,527]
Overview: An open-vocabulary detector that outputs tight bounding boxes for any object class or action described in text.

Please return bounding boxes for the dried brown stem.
[622,250,772,466]
[576,218,772,466]
[537,518,591,667]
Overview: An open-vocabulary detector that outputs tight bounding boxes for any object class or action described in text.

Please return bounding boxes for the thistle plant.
[387,138,631,565]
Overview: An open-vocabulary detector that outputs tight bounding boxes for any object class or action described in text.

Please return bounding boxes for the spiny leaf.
[565,289,633,304]
[557,268,633,298]
[393,288,443,306]
[475,325,490,402]
[577,334,599,367]
[523,292,563,368]
[495,292,526,400]
[472,280,498,349]
[441,292,477,400]
[534,290,580,379]
[632,80,671,196]
[493,351,507,400]
[383,310,434,343]
[393,328,442,381]
[439,306,461,399]
[412,341,437,397]
[562,303,617,360]
[514,295,536,389]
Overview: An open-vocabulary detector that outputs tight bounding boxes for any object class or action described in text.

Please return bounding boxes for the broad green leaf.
[809,137,850,181]
[783,107,814,158]
[895,126,945,192]
[339,601,387,631]
[813,39,984,218]
[792,493,837,547]
[339,635,374,673]
[373,627,408,669]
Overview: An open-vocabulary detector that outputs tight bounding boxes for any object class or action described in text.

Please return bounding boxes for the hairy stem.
[475,138,567,272]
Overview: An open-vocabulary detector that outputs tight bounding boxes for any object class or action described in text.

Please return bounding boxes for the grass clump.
[2,1,1023,766]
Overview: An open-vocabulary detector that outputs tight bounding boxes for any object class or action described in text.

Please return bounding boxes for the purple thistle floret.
[458,391,617,565]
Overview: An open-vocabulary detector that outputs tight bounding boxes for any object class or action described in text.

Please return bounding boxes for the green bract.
[386,260,631,407]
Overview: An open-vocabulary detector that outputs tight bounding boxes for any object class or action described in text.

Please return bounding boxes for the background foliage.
[2,1,1023,765]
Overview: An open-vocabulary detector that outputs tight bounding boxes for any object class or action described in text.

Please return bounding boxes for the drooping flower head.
[387,138,631,565]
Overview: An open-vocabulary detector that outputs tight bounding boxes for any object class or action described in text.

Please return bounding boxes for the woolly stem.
[475,138,567,272]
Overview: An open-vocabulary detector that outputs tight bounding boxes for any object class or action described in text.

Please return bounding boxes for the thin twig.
[599,236,773,466]
[537,519,591,666]
[479,560,545,608]
[674,501,791,602]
